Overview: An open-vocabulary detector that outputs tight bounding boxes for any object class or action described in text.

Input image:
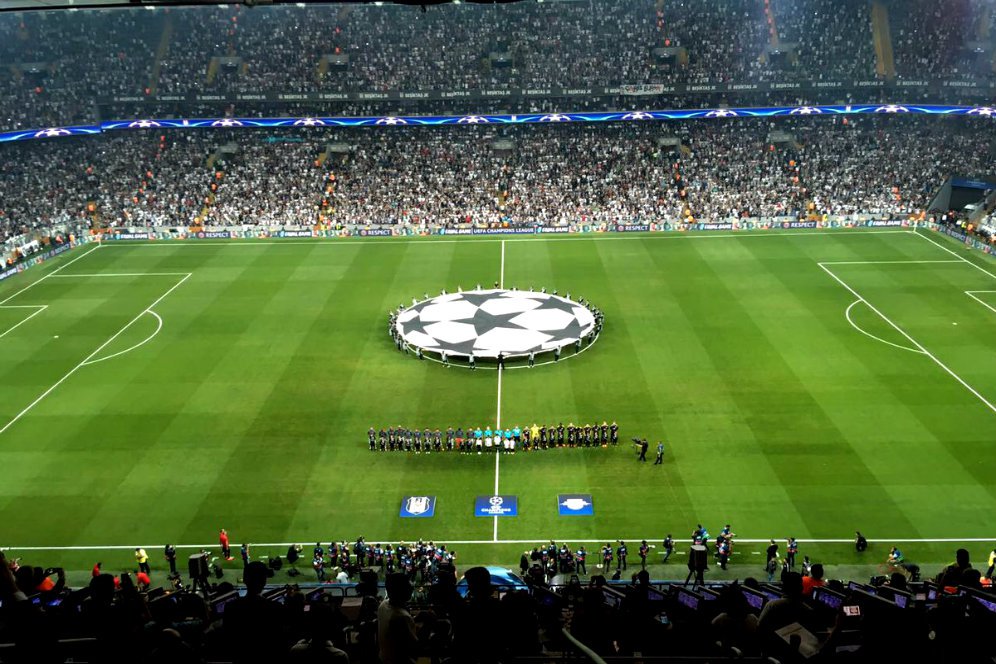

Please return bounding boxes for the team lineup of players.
[367,421,619,453]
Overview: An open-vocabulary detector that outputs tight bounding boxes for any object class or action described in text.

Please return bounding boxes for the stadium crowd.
[1,0,995,130]
[3,539,996,662]
[3,115,993,250]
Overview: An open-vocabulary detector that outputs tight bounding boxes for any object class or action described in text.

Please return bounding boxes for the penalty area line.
[0,243,103,307]
[0,305,48,339]
[965,291,996,314]
[819,262,996,417]
[0,273,191,436]
[5,537,996,552]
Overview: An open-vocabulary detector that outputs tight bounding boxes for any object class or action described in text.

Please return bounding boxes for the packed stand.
[771,0,877,81]
[2,116,995,241]
[657,0,769,83]
[1,0,975,132]
[890,0,990,80]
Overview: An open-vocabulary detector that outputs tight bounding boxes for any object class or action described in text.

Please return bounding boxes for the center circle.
[393,289,599,362]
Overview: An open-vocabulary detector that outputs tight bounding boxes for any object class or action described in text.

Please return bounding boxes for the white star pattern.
[394,289,598,358]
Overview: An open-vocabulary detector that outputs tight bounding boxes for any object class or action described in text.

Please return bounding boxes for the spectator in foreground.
[801,563,825,595]
[288,601,350,663]
[378,573,419,664]
[223,560,284,662]
[936,548,972,589]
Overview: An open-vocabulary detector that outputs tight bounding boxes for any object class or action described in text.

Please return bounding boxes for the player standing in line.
[368,427,376,451]
[600,422,609,447]
[610,421,619,444]
[484,425,493,453]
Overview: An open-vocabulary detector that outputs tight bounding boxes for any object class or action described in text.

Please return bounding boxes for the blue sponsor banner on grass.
[475,495,518,517]
[400,495,436,518]
[558,494,594,516]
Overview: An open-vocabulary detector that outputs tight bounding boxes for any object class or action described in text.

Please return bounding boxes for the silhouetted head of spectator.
[243,561,271,596]
[889,572,907,590]
[463,566,493,598]
[811,564,824,581]
[636,569,650,586]
[782,571,803,600]
[90,573,116,605]
[385,572,412,606]
[962,569,982,590]
[955,548,970,569]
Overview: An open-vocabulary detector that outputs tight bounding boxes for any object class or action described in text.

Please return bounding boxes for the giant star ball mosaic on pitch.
[395,289,596,357]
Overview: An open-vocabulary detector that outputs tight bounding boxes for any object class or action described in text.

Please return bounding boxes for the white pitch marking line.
[97,228,913,248]
[82,310,163,366]
[0,305,47,339]
[0,243,103,306]
[494,240,505,543]
[5,537,996,552]
[48,272,192,278]
[820,260,962,265]
[0,273,191,436]
[913,226,996,282]
[844,300,923,354]
[965,291,996,314]
[819,262,996,417]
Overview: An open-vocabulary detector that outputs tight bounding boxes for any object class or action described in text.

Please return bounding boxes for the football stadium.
[1,0,996,661]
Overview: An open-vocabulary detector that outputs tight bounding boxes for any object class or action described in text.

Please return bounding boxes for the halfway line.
[494,240,506,542]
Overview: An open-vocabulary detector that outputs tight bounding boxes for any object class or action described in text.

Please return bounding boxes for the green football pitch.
[1,227,995,583]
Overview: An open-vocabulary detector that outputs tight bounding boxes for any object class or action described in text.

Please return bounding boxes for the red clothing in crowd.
[802,576,826,595]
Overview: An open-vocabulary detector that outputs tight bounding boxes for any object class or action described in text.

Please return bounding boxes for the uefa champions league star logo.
[210,119,244,127]
[394,289,597,358]
[789,107,822,115]
[874,105,910,114]
[33,127,72,138]
[127,120,163,128]
[621,112,654,120]
[538,114,572,122]
[967,107,996,117]
[457,115,490,124]
[375,116,408,125]
[293,117,326,126]
[489,496,504,509]
[704,109,738,118]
